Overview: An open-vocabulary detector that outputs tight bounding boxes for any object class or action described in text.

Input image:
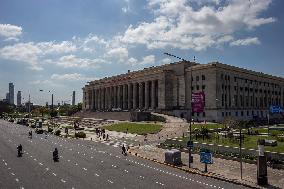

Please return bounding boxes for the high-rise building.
[9,83,14,105]
[72,91,76,106]
[17,91,21,106]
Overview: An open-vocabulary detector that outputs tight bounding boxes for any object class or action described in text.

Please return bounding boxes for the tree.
[0,101,14,114]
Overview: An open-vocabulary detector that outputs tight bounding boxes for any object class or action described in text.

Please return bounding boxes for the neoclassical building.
[83,61,284,122]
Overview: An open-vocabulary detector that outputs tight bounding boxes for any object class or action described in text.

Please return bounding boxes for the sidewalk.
[129,145,284,189]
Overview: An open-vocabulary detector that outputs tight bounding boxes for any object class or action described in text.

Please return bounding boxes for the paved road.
[0,119,248,189]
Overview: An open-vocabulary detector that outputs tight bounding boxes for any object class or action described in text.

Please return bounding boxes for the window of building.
[247,111,249,116]
[235,111,238,116]
[196,76,199,81]
[234,86,237,91]
[202,85,206,90]
[203,112,206,117]
[202,75,205,80]
[222,112,224,117]
[225,75,227,80]
[234,77,237,82]
[196,85,200,90]
[225,112,228,116]
[191,77,193,81]
[192,112,194,116]
[222,84,224,90]
[241,111,244,116]
[197,112,200,117]
[221,74,224,79]
[191,86,194,90]
[228,76,230,81]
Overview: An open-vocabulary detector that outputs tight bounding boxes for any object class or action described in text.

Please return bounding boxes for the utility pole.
[28,94,31,119]
[239,125,243,179]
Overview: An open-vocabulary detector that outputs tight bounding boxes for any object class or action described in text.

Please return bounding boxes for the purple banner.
[192,92,205,113]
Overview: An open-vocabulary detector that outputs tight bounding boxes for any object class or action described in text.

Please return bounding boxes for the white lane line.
[39,162,43,166]
[45,167,49,171]
[68,159,70,162]
[83,168,87,171]
[107,179,113,184]
[52,173,57,176]
[61,179,66,183]
[95,173,99,177]
[11,173,15,176]
[15,178,19,182]
[124,170,128,173]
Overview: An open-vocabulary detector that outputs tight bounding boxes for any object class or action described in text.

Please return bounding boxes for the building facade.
[17,91,21,106]
[9,83,14,105]
[82,61,284,122]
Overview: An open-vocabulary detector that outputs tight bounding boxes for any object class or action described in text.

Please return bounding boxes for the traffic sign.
[200,152,213,164]
[270,106,283,114]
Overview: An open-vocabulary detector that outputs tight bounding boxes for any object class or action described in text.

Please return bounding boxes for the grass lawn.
[166,133,284,153]
[102,122,162,135]
[191,124,224,130]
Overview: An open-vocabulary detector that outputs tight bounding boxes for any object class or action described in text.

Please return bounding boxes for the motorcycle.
[53,149,59,162]
[17,145,23,157]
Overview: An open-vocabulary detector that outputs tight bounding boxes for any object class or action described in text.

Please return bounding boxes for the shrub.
[75,132,86,138]
[48,127,53,133]
[54,130,61,136]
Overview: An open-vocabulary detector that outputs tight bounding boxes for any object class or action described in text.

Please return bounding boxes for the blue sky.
[0,0,283,105]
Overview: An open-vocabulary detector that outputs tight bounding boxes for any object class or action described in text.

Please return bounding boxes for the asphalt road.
[0,119,249,189]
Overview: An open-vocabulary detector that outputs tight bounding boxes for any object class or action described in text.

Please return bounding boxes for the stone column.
[151,80,156,109]
[133,83,137,109]
[117,85,120,109]
[122,84,126,110]
[95,89,98,110]
[128,83,131,110]
[139,83,143,109]
[145,81,149,109]
[114,86,117,108]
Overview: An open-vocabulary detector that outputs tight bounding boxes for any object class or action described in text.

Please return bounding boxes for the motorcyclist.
[122,144,127,155]
[53,148,59,162]
[17,144,23,157]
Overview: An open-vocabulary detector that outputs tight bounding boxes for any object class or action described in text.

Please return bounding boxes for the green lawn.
[171,134,284,153]
[191,124,224,130]
[102,122,162,135]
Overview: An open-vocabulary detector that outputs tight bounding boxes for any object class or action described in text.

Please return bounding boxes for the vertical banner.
[192,91,205,113]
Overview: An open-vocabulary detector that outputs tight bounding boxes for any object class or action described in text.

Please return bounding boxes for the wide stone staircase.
[72,111,132,121]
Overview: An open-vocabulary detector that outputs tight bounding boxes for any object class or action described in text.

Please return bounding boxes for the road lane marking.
[95,173,99,177]
[39,163,43,166]
[83,168,87,171]
[107,179,113,184]
[15,178,19,182]
[11,173,15,176]
[61,179,66,183]
[52,173,57,176]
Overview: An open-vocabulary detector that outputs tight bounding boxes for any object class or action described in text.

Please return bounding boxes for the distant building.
[5,92,9,102]
[83,61,284,122]
[72,91,76,106]
[17,91,21,106]
[25,102,33,112]
[9,83,14,105]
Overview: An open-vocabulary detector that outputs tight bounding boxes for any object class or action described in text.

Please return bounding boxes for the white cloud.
[45,55,107,68]
[37,41,77,54]
[141,55,155,65]
[0,42,43,70]
[51,73,98,81]
[126,55,155,66]
[0,24,22,39]
[107,47,129,61]
[161,57,171,64]
[230,37,260,46]
[121,0,275,51]
[0,41,77,70]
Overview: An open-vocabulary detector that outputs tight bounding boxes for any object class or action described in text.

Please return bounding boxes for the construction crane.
[164,52,196,62]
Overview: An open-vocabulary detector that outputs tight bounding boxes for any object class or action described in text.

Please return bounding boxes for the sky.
[0,0,283,105]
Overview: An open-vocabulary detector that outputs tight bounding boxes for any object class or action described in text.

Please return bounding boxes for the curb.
[128,151,261,189]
